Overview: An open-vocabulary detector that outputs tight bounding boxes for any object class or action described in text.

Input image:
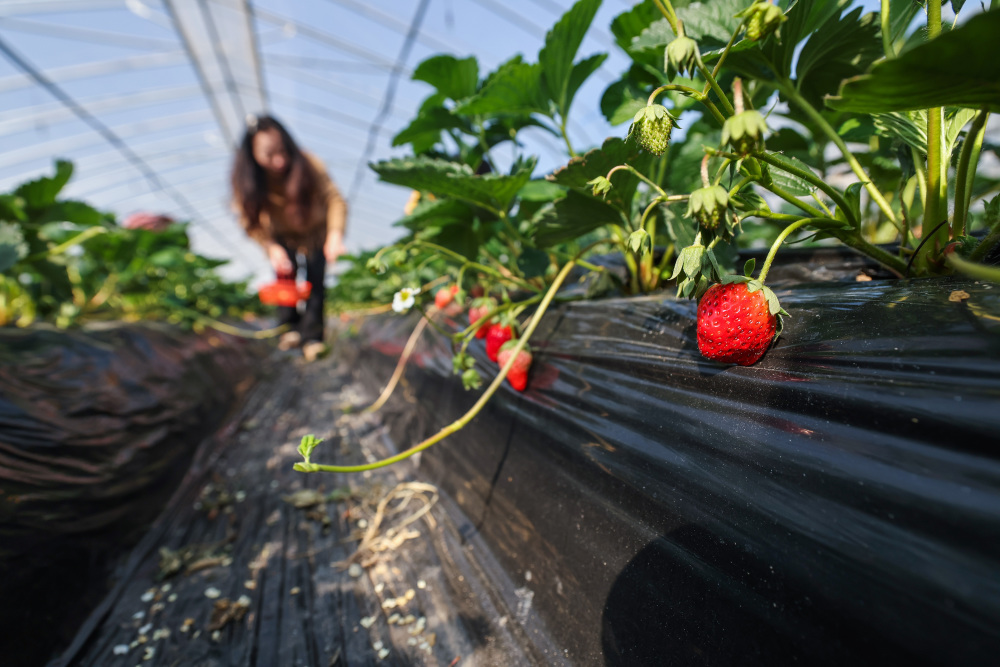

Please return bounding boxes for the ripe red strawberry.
[435,284,459,309]
[468,297,496,339]
[497,340,532,391]
[696,281,779,366]
[485,323,514,362]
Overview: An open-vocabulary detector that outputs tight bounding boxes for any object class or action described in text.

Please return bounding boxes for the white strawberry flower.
[392,287,418,313]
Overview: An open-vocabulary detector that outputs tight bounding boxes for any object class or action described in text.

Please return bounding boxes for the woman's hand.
[267,243,293,276]
[324,234,346,264]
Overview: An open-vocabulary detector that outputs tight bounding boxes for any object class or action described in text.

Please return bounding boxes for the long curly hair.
[231,115,317,235]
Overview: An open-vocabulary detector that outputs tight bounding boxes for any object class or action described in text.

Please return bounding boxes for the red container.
[257,279,312,307]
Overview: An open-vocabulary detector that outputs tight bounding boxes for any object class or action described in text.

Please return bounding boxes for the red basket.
[258,279,312,306]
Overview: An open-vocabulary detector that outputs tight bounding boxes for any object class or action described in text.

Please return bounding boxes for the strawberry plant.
[0,160,264,330]
[296,0,1000,475]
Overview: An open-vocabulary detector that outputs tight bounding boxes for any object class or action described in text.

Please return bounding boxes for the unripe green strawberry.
[697,280,780,366]
[630,104,678,156]
[687,185,731,232]
[722,109,768,156]
[497,340,532,391]
[738,1,786,41]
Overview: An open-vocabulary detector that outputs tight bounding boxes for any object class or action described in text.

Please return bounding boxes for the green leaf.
[770,0,843,77]
[455,56,550,116]
[732,188,770,213]
[392,99,465,153]
[547,136,653,214]
[610,0,663,69]
[516,247,550,278]
[764,152,817,196]
[0,195,27,222]
[427,221,482,261]
[297,434,323,463]
[370,156,535,213]
[15,160,73,210]
[744,257,756,277]
[664,206,697,248]
[886,0,922,48]
[0,221,29,273]
[533,189,622,247]
[835,182,864,226]
[539,0,602,118]
[829,10,1000,113]
[36,200,108,227]
[795,7,881,108]
[563,52,608,119]
[395,198,483,231]
[667,128,719,194]
[518,179,566,202]
[412,55,479,101]
[600,76,649,126]
[872,110,927,153]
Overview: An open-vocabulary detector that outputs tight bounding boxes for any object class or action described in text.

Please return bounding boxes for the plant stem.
[648,85,728,126]
[26,225,107,261]
[363,315,431,414]
[811,192,834,217]
[757,218,830,284]
[727,174,755,196]
[920,0,946,262]
[560,117,577,157]
[295,260,578,474]
[880,0,894,57]
[606,164,670,199]
[767,181,826,219]
[415,241,538,292]
[953,109,989,237]
[697,61,735,116]
[753,151,858,227]
[778,81,898,226]
[709,24,741,80]
[651,0,680,34]
[740,210,809,222]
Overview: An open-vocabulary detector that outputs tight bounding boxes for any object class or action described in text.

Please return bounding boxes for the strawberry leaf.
[744,257,756,277]
[297,435,323,463]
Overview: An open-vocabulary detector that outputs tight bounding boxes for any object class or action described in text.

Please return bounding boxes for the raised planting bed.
[0,323,263,667]
[348,268,1000,666]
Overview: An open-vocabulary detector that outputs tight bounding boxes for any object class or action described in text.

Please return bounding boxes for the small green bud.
[587,175,613,198]
[665,36,700,81]
[461,368,482,390]
[627,229,651,256]
[297,434,323,464]
[722,110,768,156]
[737,1,786,41]
[366,256,387,275]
